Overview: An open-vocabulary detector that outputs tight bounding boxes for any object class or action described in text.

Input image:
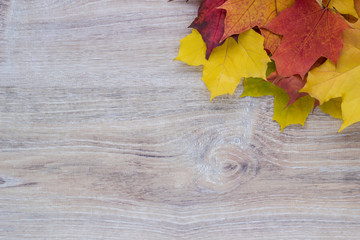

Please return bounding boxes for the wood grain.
[1,0,360,239]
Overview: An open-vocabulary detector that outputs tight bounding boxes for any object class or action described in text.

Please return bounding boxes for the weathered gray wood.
[1,0,360,239]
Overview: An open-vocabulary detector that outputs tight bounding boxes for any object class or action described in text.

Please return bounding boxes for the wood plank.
[1,0,360,239]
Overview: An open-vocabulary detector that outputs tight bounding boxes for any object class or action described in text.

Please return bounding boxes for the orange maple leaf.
[355,0,360,16]
[219,0,294,41]
[260,28,281,55]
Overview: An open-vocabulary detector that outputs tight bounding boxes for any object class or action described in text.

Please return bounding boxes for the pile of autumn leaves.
[175,0,360,132]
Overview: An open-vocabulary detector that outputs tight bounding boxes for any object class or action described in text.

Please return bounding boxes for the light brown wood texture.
[1,0,360,239]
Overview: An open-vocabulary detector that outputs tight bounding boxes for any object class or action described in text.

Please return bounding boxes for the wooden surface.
[1,0,360,239]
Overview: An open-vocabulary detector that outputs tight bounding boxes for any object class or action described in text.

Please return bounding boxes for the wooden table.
[1,1,360,239]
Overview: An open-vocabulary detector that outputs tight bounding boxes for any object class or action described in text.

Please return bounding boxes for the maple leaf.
[267,71,307,106]
[266,57,327,106]
[241,78,315,131]
[219,0,294,41]
[265,0,349,78]
[175,29,270,100]
[319,98,343,119]
[174,29,207,66]
[355,0,360,17]
[189,0,227,59]
[260,28,281,55]
[323,0,359,18]
[301,20,360,131]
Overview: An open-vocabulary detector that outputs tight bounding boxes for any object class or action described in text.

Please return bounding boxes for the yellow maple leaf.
[323,0,359,18]
[219,0,295,41]
[241,78,315,131]
[175,29,271,100]
[174,29,207,66]
[319,98,343,119]
[302,21,360,132]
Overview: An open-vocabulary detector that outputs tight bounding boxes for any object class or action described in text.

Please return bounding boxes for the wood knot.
[0,177,5,185]
[196,144,258,193]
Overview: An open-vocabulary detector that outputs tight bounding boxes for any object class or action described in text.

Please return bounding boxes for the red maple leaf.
[265,0,349,78]
[189,0,227,59]
[268,71,307,106]
[268,56,327,107]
